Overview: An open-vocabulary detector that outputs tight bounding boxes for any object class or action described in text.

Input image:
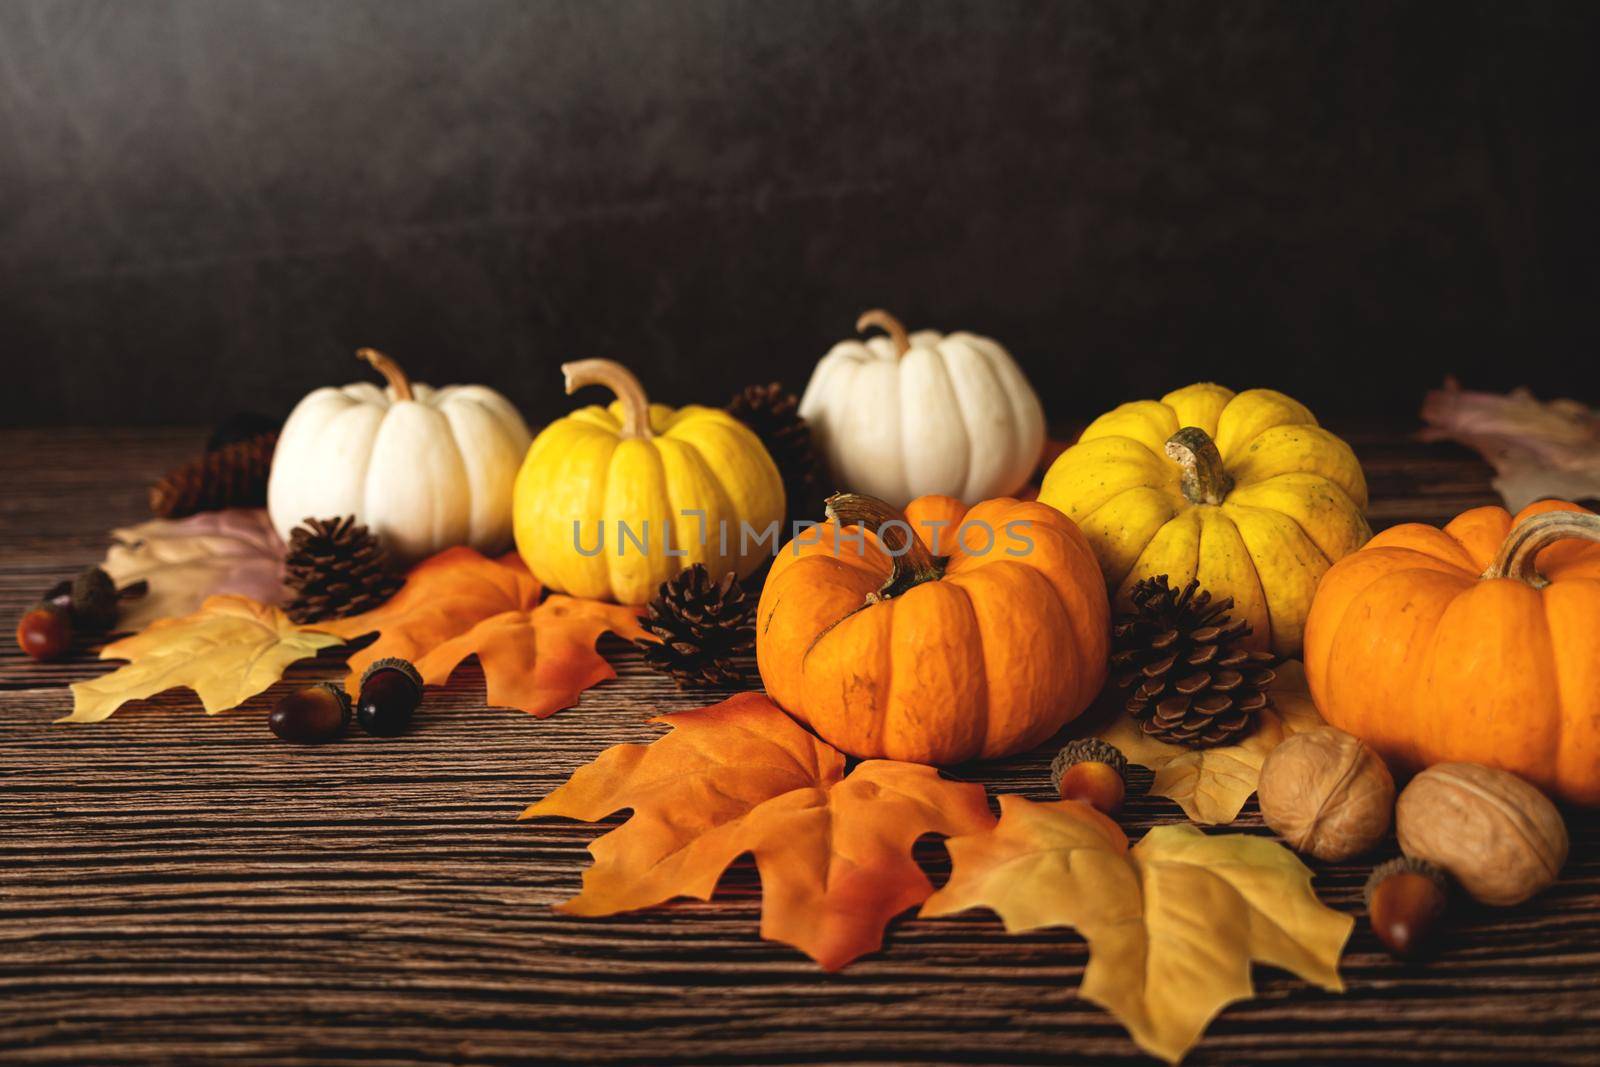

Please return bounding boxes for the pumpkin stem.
[856,309,911,358]
[357,348,414,402]
[1482,509,1600,586]
[1164,426,1233,506]
[561,359,655,439]
[823,492,944,602]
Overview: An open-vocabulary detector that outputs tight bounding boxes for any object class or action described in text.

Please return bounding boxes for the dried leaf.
[523,692,995,970]
[923,796,1352,1064]
[1086,659,1325,824]
[321,547,649,717]
[65,595,341,723]
[1421,378,1600,511]
[102,509,286,630]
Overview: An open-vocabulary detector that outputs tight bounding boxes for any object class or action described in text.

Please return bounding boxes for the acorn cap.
[1050,738,1129,795]
[1364,855,1449,909]
[71,567,119,632]
[361,656,422,693]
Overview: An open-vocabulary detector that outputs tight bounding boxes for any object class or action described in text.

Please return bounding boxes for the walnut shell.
[1257,727,1395,861]
[1396,762,1568,906]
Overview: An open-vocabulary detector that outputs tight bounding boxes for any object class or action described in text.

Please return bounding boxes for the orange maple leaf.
[522,692,995,970]
[322,547,648,717]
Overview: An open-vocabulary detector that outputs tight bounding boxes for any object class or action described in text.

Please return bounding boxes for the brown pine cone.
[728,382,826,524]
[636,564,755,688]
[149,431,278,518]
[1111,575,1277,748]
[283,516,402,624]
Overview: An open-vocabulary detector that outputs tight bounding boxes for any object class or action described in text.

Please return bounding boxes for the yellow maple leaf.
[64,595,343,723]
[923,796,1352,1064]
[1086,658,1326,823]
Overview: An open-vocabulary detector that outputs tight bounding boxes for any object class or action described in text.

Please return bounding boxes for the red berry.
[17,604,72,661]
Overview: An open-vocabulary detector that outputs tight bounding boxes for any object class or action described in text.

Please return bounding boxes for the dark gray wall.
[2,0,1596,428]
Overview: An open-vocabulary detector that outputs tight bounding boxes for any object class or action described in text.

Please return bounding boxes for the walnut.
[1396,762,1568,906]
[1257,727,1395,861]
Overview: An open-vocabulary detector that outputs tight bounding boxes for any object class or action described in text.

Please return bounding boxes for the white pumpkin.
[798,310,1046,507]
[267,349,533,564]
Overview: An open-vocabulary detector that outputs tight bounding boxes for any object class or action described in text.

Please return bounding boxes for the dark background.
[2,0,1596,429]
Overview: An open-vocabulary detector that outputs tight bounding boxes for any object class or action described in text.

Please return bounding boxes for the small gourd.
[1039,382,1370,656]
[1305,501,1600,806]
[268,350,533,564]
[513,360,784,605]
[757,492,1109,765]
[798,310,1045,508]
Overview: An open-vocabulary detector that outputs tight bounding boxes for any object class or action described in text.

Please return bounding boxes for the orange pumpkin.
[1304,501,1600,806]
[756,492,1109,765]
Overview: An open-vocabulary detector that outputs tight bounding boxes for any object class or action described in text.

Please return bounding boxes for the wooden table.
[3,426,1598,1065]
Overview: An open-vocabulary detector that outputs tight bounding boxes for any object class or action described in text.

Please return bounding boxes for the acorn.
[16,602,72,662]
[356,657,424,737]
[1050,739,1128,816]
[1365,856,1449,960]
[270,683,352,744]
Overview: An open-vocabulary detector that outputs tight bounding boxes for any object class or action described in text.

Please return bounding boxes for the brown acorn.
[1050,739,1128,816]
[16,602,72,662]
[1365,856,1449,960]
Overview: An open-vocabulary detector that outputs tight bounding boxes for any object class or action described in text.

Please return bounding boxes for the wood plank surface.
[3,425,1598,1066]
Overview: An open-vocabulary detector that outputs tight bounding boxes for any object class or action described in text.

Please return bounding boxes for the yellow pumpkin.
[1038,383,1370,656]
[512,360,784,604]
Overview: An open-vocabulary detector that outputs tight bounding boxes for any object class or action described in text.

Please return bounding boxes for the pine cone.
[636,564,755,688]
[728,382,825,523]
[150,431,278,518]
[283,516,403,624]
[1111,576,1277,748]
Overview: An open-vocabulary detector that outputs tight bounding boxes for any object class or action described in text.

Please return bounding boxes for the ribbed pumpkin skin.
[269,378,532,565]
[756,496,1109,766]
[1303,501,1600,806]
[798,329,1045,508]
[513,400,784,605]
[1038,382,1370,657]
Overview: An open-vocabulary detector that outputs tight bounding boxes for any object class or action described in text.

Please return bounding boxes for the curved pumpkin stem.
[357,348,414,402]
[856,309,911,358]
[1483,509,1600,587]
[562,359,655,439]
[1165,426,1233,506]
[824,492,944,602]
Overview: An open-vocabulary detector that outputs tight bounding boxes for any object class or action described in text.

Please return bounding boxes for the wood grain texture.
[3,426,1598,1066]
